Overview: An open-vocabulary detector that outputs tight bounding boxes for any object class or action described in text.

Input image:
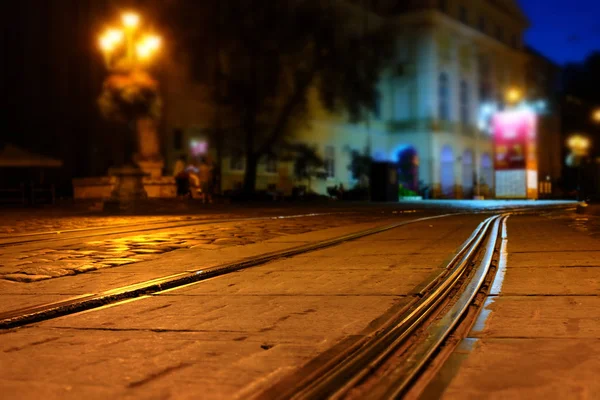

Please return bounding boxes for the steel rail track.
[372,215,505,399]
[0,213,452,331]
[0,212,351,248]
[259,215,503,400]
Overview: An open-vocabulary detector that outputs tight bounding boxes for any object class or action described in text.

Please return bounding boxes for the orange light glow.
[505,88,522,104]
[122,12,140,29]
[136,35,161,60]
[99,28,124,53]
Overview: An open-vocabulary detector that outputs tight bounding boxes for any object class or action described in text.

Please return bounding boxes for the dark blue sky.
[519,0,600,65]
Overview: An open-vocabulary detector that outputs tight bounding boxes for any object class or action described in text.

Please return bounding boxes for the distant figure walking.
[174,156,190,198]
[199,156,215,204]
[186,161,201,198]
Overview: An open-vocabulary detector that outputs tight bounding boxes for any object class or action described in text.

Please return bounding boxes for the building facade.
[164,0,561,199]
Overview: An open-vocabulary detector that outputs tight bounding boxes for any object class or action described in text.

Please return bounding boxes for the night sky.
[519,0,600,65]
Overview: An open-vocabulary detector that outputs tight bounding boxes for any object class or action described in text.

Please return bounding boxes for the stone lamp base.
[103,165,149,212]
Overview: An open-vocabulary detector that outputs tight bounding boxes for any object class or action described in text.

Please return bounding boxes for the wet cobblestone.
[0,215,390,283]
[0,215,196,236]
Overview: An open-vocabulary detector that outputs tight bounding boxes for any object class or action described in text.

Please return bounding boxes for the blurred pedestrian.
[186,160,200,198]
[199,156,215,204]
[174,155,190,198]
[173,155,186,177]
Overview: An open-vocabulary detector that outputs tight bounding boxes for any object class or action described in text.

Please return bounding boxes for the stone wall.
[73,176,176,199]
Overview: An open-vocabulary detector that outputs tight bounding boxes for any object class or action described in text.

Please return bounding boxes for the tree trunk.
[242,108,258,195]
[243,152,258,196]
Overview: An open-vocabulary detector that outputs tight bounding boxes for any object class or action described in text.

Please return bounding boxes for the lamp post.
[566,133,590,201]
[99,12,161,71]
[592,109,600,124]
[97,12,163,210]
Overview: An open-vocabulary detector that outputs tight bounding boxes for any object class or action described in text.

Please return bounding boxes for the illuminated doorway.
[440,145,455,198]
[462,150,474,198]
[396,147,419,192]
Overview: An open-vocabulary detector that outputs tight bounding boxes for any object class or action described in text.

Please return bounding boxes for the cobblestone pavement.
[0,214,397,283]
[0,215,201,236]
[0,214,483,400]
[0,205,339,236]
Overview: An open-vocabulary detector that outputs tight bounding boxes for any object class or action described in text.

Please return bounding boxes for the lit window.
[478,56,491,102]
[324,146,335,178]
[438,73,450,121]
[460,80,470,125]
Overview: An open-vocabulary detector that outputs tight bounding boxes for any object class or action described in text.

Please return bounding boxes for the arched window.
[460,80,469,124]
[438,73,450,121]
[440,145,455,198]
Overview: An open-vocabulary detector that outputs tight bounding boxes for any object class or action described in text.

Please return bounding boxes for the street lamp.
[566,133,591,201]
[97,12,164,210]
[592,108,600,124]
[505,87,522,105]
[98,12,161,71]
[122,12,140,30]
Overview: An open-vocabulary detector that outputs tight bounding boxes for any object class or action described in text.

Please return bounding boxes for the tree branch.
[258,62,319,156]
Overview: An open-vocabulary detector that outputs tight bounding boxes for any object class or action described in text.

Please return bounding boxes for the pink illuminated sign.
[492,109,537,171]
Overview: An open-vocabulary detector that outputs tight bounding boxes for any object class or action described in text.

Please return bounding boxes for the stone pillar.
[135,117,164,178]
[104,165,149,212]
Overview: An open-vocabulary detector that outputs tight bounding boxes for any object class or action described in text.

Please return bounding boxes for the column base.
[104,165,148,212]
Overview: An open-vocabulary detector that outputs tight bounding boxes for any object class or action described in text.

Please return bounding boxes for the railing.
[0,184,26,204]
[0,184,56,205]
[387,118,480,136]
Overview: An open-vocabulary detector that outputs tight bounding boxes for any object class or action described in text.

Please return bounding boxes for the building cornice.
[390,10,528,61]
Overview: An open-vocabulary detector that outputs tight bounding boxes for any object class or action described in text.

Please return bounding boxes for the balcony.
[387,118,479,136]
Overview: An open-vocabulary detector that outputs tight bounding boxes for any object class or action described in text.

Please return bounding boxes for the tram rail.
[259,214,506,400]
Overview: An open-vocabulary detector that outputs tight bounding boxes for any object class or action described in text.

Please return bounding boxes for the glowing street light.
[122,12,140,30]
[136,35,162,61]
[567,134,590,157]
[505,87,522,104]
[592,108,600,124]
[98,12,161,70]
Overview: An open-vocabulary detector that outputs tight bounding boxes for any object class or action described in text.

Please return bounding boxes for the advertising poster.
[492,109,538,199]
